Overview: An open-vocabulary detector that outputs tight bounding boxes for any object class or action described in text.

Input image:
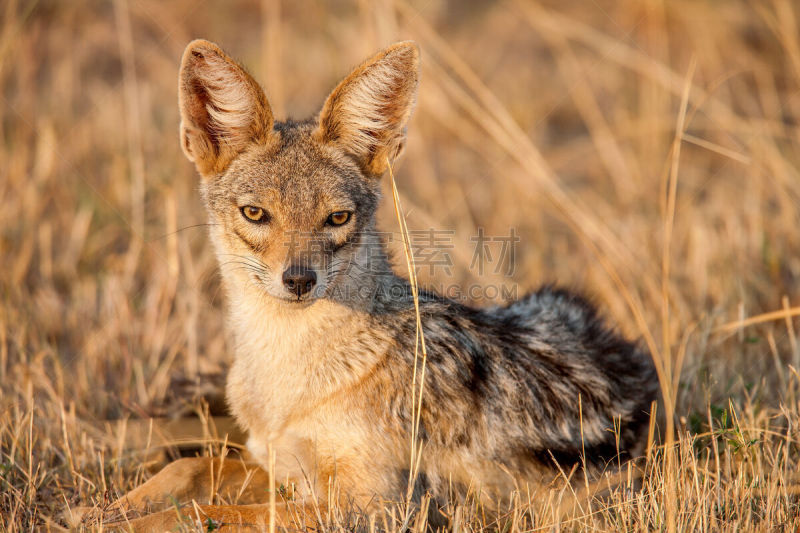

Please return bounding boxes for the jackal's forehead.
[204,122,379,227]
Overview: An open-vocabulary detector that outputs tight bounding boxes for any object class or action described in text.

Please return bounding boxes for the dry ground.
[2,0,800,530]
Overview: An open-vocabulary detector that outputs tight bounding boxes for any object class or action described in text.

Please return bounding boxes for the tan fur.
[74,39,653,531]
[316,41,419,175]
[179,40,274,177]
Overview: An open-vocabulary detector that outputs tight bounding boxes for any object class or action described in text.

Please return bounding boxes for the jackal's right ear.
[316,41,419,176]
[178,40,273,177]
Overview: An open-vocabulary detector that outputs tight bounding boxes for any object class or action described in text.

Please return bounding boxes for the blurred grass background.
[2,0,800,530]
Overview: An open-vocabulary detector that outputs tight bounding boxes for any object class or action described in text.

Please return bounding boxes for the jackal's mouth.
[276,296,317,307]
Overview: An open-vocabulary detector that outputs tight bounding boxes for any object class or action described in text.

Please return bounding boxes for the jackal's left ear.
[179,40,274,177]
[316,41,419,176]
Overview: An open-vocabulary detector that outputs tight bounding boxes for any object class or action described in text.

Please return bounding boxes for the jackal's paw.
[62,504,136,530]
[62,505,96,529]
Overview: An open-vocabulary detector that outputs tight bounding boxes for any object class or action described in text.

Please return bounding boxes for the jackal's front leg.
[68,456,271,527]
[118,456,270,511]
[103,501,325,532]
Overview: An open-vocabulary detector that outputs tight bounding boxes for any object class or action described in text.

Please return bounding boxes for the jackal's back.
[369,284,657,497]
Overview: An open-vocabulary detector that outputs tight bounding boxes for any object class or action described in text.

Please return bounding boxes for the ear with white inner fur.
[178,39,273,177]
[316,41,419,176]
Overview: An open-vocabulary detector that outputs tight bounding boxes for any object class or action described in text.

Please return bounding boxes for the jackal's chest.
[225,328,315,435]
[224,299,363,430]
[225,330,328,489]
[223,297,393,489]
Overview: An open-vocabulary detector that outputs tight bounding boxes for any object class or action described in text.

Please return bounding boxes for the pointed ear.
[178,39,274,177]
[315,41,419,176]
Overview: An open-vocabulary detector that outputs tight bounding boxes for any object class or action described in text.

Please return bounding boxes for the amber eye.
[241,206,268,223]
[326,211,352,227]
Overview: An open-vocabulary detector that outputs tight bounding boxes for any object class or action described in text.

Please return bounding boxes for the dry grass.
[2,0,800,530]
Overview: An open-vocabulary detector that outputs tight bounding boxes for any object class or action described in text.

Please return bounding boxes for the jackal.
[77,39,657,530]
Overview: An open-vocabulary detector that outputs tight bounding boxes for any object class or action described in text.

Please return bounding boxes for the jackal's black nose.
[282,265,317,297]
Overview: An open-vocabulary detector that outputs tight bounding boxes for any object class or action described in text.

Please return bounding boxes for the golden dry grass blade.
[387,158,429,512]
[716,306,800,333]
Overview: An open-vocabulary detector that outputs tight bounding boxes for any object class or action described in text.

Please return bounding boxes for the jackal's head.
[178,40,418,306]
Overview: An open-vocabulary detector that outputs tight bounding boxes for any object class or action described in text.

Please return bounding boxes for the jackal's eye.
[326,211,352,227]
[241,206,268,223]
